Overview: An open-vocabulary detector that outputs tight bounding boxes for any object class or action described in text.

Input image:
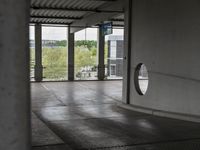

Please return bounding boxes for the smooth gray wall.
[129,0,200,117]
[0,0,31,149]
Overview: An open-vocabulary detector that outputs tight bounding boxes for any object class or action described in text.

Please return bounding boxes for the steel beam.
[110,18,124,22]
[70,0,124,33]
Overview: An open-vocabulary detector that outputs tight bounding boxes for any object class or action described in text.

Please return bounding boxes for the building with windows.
[107,35,124,77]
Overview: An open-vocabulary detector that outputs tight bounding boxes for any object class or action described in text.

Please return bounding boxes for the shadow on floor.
[31,81,200,150]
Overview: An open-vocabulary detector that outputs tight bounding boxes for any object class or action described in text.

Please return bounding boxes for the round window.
[134,63,149,95]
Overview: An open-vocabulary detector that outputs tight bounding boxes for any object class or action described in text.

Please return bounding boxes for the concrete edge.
[30,79,123,83]
[117,103,200,123]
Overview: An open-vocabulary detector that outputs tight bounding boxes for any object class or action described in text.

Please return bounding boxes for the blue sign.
[101,22,113,36]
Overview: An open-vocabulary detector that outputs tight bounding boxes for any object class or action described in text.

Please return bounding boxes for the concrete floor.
[31,81,200,150]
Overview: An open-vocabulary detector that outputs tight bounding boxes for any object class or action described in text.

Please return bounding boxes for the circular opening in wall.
[134,63,149,95]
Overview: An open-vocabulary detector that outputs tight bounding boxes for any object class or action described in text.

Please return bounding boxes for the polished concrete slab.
[31,81,200,150]
[32,113,64,146]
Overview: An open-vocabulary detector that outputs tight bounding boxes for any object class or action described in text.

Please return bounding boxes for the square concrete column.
[68,27,75,81]
[34,23,43,82]
[0,0,31,150]
[122,0,132,104]
[98,26,105,80]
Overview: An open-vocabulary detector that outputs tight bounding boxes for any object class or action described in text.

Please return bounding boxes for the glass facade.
[30,26,124,81]
[74,28,98,80]
[42,26,68,81]
[29,26,35,81]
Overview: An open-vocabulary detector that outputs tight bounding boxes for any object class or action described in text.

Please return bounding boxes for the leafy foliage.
[75,46,97,75]
[75,40,97,50]
[42,47,67,80]
[30,40,108,80]
[55,40,67,47]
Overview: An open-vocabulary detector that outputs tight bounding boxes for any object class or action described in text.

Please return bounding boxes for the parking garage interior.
[1,0,200,150]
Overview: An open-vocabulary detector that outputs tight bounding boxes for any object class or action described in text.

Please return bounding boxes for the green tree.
[42,47,67,80]
[75,46,96,74]
[75,40,97,50]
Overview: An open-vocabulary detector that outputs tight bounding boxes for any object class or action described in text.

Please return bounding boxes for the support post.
[68,27,75,81]
[34,23,43,82]
[122,0,132,104]
[98,26,105,80]
[0,0,31,149]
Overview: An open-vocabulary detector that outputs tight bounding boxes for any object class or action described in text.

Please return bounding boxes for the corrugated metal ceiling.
[31,9,86,18]
[31,0,105,9]
[30,0,124,27]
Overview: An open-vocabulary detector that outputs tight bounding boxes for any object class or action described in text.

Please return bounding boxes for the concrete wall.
[0,0,31,149]
[129,0,200,119]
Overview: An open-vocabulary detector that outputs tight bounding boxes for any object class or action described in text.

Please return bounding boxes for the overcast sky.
[29,26,124,41]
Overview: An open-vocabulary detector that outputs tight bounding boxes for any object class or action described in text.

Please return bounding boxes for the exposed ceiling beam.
[86,0,117,1]
[110,19,124,22]
[30,21,70,25]
[31,15,82,20]
[30,15,124,22]
[31,6,123,13]
[111,24,124,27]
[96,23,124,27]
[30,21,124,28]
[70,0,124,33]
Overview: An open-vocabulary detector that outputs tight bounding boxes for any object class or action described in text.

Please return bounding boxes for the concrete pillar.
[34,23,43,82]
[68,27,75,81]
[122,0,132,104]
[0,0,31,150]
[98,26,105,80]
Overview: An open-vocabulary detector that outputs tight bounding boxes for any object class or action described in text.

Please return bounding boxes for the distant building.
[30,40,35,48]
[107,35,124,77]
